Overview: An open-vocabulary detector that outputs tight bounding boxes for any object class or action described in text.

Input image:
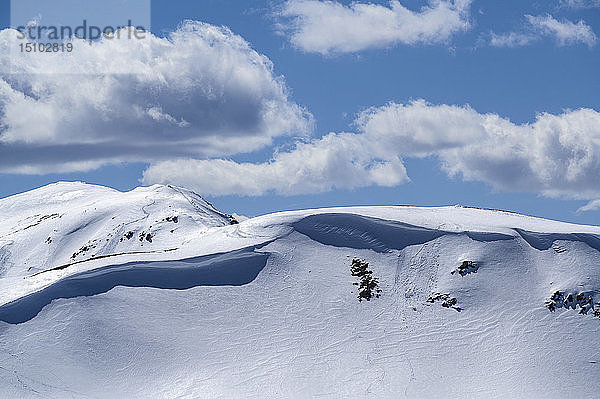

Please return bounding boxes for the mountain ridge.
[1,182,599,397]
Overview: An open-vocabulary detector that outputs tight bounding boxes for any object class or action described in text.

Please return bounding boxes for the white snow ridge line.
[1,183,600,397]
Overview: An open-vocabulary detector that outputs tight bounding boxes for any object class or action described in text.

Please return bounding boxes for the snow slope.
[1,183,600,398]
[0,181,235,271]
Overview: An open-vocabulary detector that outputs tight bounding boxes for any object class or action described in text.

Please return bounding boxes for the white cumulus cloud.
[276,0,472,54]
[355,100,486,156]
[439,108,600,199]
[143,100,600,199]
[143,132,408,196]
[0,21,312,174]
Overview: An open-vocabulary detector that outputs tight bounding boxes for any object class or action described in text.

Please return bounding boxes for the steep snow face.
[0,182,235,279]
[1,187,600,398]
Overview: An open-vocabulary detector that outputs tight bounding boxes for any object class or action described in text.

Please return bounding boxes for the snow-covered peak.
[0,181,236,278]
[1,184,600,397]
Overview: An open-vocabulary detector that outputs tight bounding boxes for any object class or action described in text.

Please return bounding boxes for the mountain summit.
[0,182,237,280]
[0,183,599,397]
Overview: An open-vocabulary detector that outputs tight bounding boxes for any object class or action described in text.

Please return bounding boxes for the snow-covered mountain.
[1,182,599,398]
[0,182,236,275]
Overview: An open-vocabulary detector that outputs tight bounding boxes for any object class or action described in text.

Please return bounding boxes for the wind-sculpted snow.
[2,185,600,397]
[464,231,515,242]
[292,213,515,252]
[0,247,269,324]
[292,214,445,252]
[515,228,600,252]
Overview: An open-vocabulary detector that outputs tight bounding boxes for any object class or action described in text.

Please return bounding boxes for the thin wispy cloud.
[528,14,597,46]
[491,14,597,47]
[276,0,472,55]
[560,0,600,8]
[490,32,537,47]
[578,199,600,212]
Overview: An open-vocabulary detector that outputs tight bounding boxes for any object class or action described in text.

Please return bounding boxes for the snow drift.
[0,182,599,398]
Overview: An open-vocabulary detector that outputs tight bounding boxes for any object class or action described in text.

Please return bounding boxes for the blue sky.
[0,0,599,224]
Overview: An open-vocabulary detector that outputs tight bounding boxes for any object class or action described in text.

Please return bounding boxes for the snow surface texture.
[1,182,600,398]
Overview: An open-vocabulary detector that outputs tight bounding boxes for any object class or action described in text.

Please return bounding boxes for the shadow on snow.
[0,247,269,324]
[293,213,515,253]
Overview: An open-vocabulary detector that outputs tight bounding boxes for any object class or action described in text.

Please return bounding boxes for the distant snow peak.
[0,181,234,279]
